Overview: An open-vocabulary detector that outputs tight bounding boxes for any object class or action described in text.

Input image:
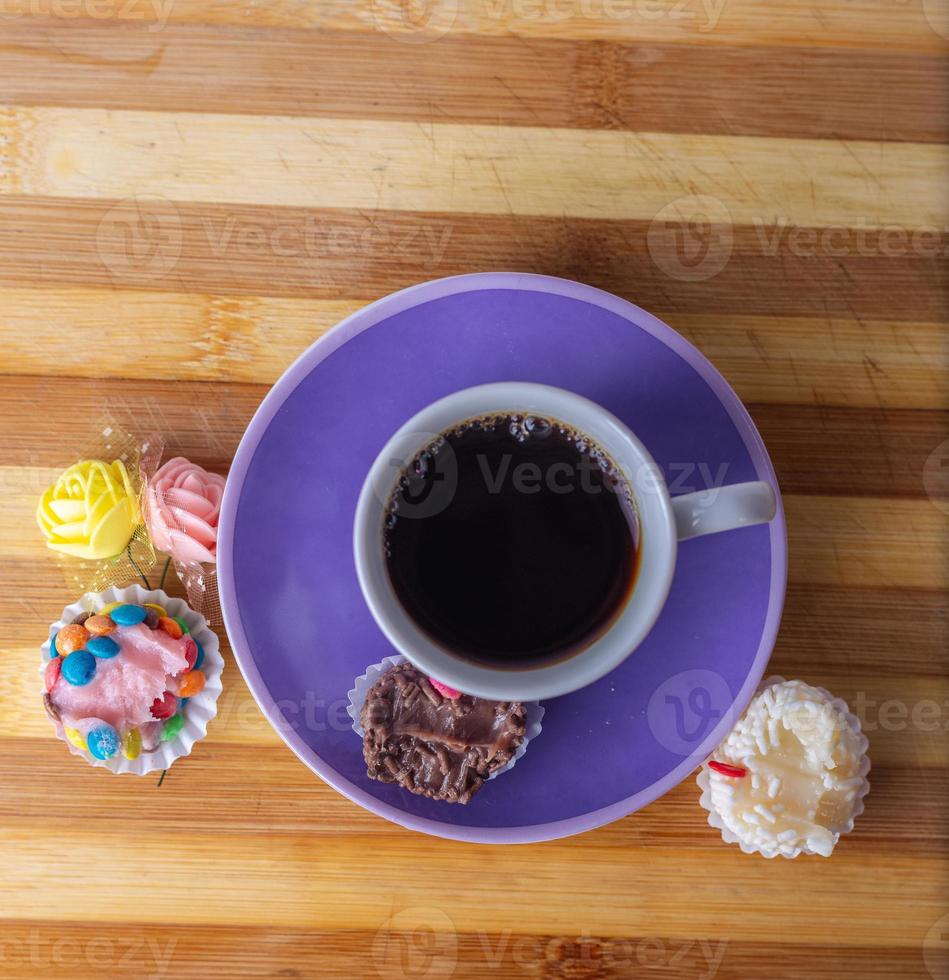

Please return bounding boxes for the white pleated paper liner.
[696,675,871,859]
[347,655,544,781]
[40,584,224,776]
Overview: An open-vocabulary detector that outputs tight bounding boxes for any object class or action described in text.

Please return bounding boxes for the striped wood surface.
[0,3,946,978]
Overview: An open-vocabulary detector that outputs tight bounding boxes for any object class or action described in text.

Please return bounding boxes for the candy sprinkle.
[708,760,747,779]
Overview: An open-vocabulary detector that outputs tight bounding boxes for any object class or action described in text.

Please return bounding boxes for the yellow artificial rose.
[36,459,141,559]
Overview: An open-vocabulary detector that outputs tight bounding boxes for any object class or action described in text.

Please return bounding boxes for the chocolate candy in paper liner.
[347,655,545,799]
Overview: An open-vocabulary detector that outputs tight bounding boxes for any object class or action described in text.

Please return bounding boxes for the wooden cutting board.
[0,3,946,977]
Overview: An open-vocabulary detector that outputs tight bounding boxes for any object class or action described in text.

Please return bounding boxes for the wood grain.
[0,6,946,979]
[0,199,945,322]
[2,0,944,52]
[2,106,945,227]
[1,288,945,408]
[2,22,946,141]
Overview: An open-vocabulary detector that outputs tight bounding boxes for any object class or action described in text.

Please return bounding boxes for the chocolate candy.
[110,604,147,626]
[61,650,96,686]
[87,724,120,760]
[86,635,120,659]
[178,670,205,698]
[44,657,61,693]
[158,616,183,639]
[70,612,91,626]
[56,624,90,655]
[144,603,167,619]
[150,691,178,720]
[144,609,160,630]
[160,714,185,742]
[173,616,190,635]
[122,728,142,761]
[43,693,61,723]
[84,615,115,636]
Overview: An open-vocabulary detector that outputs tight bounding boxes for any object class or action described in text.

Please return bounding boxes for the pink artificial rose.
[145,457,225,564]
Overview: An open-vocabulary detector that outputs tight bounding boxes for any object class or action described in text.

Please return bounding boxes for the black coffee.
[383,414,639,667]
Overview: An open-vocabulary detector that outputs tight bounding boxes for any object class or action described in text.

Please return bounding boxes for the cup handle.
[670,481,776,541]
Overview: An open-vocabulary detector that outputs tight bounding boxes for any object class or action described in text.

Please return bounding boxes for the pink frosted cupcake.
[41,585,223,774]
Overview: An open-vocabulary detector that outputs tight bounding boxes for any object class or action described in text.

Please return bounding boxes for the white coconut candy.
[697,678,870,859]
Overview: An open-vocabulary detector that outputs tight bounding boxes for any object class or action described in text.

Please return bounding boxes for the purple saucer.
[218,273,786,843]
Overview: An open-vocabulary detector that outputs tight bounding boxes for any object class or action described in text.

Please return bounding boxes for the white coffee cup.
[353,383,776,701]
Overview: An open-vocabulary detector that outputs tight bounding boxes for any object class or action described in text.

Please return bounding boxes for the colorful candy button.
[182,637,198,672]
[61,650,96,686]
[98,601,123,616]
[160,714,185,742]
[70,612,91,626]
[49,631,60,658]
[86,635,120,659]
[158,616,183,639]
[144,609,160,630]
[87,724,120,760]
[84,615,115,636]
[193,642,205,670]
[56,624,90,655]
[110,603,147,626]
[429,678,461,699]
[144,603,168,619]
[122,728,142,761]
[173,616,190,635]
[64,726,86,750]
[178,670,205,698]
[44,657,61,693]
[150,691,178,720]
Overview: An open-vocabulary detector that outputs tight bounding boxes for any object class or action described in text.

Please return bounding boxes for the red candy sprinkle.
[44,657,62,693]
[182,637,198,673]
[708,760,746,778]
[150,691,178,720]
[429,677,461,700]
